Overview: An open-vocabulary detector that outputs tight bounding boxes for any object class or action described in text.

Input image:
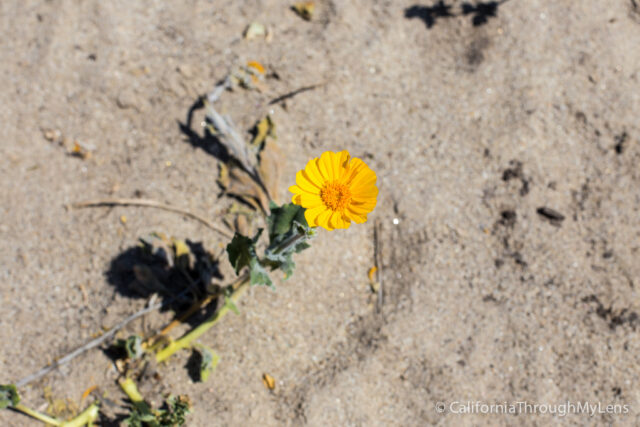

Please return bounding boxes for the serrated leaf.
[227,229,274,287]
[249,257,273,287]
[263,251,295,279]
[196,346,220,383]
[226,232,257,275]
[0,384,19,409]
[267,203,307,242]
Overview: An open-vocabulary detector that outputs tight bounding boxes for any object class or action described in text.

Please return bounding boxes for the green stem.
[272,232,306,255]
[119,378,144,404]
[60,403,99,427]
[156,278,250,363]
[14,403,62,426]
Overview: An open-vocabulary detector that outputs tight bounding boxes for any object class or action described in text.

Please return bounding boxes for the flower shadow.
[104,237,224,327]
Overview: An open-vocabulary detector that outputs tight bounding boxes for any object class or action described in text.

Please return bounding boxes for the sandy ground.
[1,0,640,426]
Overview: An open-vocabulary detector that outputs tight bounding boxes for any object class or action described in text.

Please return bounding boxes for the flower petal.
[303,159,325,187]
[304,205,326,226]
[334,150,350,181]
[316,209,333,230]
[297,193,324,208]
[351,185,378,198]
[344,208,367,224]
[295,170,320,193]
[319,151,335,181]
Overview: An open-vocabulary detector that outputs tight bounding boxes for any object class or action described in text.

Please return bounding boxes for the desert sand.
[1,0,639,425]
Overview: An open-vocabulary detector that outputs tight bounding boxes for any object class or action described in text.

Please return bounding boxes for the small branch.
[118,378,153,418]
[13,403,62,426]
[69,198,232,239]
[268,82,325,105]
[16,296,172,387]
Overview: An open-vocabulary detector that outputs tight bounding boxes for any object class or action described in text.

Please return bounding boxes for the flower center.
[320,182,352,211]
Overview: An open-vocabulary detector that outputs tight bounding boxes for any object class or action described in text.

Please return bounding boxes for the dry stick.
[15,298,165,388]
[69,198,233,239]
[374,219,384,312]
[268,82,325,105]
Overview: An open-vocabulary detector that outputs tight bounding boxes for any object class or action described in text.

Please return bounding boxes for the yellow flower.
[289,150,378,230]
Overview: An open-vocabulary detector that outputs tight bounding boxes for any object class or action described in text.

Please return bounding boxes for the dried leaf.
[250,115,276,150]
[368,266,378,282]
[69,142,92,159]
[43,129,62,144]
[173,239,193,270]
[225,165,270,213]
[205,101,258,172]
[217,163,230,189]
[244,22,266,40]
[235,214,250,236]
[258,140,282,204]
[262,373,276,390]
[246,61,266,75]
[81,385,98,402]
[367,266,380,292]
[292,2,315,21]
[230,63,268,92]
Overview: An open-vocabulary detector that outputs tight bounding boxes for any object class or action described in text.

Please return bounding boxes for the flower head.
[289,150,378,230]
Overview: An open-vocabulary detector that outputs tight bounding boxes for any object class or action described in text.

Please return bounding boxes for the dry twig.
[374,219,384,312]
[69,198,232,239]
[16,297,165,387]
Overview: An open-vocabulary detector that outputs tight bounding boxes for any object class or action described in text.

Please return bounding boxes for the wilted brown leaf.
[172,238,193,271]
[258,140,282,204]
[262,373,276,390]
[250,115,276,150]
[292,2,315,21]
[243,22,266,40]
[221,163,270,213]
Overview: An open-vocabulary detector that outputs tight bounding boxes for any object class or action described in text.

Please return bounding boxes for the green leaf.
[0,384,19,409]
[249,257,273,287]
[226,233,254,275]
[267,203,307,243]
[196,346,220,382]
[263,203,314,279]
[263,251,295,279]
[226,229,274,287]
[226,229,262,274]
